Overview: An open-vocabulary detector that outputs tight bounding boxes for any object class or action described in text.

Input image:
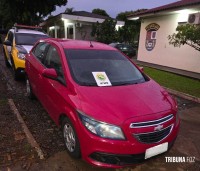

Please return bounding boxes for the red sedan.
[25,38,180,168]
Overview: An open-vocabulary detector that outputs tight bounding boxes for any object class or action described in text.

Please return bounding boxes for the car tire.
[10,56,20,81]
[62,117,81,159]
[26,78,35,99]
[3,48,10,68]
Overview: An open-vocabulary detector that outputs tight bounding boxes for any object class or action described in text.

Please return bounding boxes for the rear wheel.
[62,117,81,159]
[26,78,35,99]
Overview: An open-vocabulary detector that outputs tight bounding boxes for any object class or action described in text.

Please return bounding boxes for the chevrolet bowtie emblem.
[154,125,163,131]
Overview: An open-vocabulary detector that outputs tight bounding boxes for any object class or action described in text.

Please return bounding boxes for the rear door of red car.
[27,42,49,98]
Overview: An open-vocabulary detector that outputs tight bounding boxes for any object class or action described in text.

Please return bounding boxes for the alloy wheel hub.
[63,124,75,152]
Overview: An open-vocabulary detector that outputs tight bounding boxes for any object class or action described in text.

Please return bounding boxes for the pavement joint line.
[8,98,45,160]
[163,86,200,104]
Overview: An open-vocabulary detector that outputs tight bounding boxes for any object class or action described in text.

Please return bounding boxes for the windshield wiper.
[112,82,138,86]
[80,82,97,86]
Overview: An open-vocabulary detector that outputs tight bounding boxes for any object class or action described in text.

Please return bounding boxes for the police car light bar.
[14,23,42,30]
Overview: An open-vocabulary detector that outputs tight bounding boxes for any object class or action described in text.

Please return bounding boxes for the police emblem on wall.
[145,23,160,51]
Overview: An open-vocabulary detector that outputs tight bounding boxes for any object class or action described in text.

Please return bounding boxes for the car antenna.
[90,41,94,48]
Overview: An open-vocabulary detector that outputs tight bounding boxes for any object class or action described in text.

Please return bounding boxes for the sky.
[52,0,179,18]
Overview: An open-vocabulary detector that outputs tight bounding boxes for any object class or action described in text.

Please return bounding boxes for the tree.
[92,8,109,17]
[168,24,200,51]
[0,0,68,29]
[116,10,144,46]
[116,9,147,21]
[91,9,147,44]
[65,7,74,14]
[91,19,117,44]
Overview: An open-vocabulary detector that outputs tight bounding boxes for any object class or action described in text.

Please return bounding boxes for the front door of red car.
[39,45,67,121]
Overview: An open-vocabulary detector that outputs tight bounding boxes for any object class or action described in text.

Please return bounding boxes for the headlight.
[78,110,125,140]
[18,53,26,60]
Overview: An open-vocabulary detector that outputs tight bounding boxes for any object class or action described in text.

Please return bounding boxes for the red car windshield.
[65,49,148,86]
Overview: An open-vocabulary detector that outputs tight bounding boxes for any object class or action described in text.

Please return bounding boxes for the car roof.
[45,38,117,50]
[9,28,47,35]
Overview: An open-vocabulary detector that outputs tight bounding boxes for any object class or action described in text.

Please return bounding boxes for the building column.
[73,24,76,40]
[54,24,57,38]
[64,21,67,39]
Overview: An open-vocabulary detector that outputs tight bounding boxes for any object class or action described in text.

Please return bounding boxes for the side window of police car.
[32,42,49,62]
[44,46,66,85]
[7,31,14,46]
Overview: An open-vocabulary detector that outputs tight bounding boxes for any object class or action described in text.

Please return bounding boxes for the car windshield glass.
[65,49,147,86]
[15,33,48,45]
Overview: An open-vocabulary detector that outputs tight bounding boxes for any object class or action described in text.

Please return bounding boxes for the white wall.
[75,24,95,41]
[138,14,200,73]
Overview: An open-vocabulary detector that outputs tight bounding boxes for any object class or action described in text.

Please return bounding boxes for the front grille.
[130,114,174,128]
[90,152,145,165]
[134,125,173,143]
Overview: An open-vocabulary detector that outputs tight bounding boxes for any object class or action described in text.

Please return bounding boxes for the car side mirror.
[139,67,144,72]
[42,68,58,80]
[3,40,12,46]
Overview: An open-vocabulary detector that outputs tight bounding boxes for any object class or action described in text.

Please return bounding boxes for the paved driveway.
[19,104,200,171]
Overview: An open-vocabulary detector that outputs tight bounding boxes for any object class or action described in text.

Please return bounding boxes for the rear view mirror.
[42,68,58,80]
[3,40,12,46]
[139,67,144,72]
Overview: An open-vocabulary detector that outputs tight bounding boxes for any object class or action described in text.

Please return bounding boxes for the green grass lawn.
[143,67,200,98]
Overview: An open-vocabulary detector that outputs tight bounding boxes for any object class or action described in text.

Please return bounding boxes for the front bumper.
[89,137,176,167]
[14,57,25,70]
[77,113,180,168]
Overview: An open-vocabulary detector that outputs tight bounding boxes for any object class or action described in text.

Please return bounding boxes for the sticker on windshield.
[92,72,112,87]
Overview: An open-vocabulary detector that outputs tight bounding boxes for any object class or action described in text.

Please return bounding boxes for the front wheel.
[62,117,81,159]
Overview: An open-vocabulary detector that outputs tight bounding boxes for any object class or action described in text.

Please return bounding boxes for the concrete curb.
[8,99,45,160]
[163,87,200,104]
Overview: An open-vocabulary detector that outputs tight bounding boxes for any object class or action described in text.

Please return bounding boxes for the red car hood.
[77,80,175,125]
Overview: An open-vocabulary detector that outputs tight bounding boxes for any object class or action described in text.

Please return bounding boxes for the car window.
[8,31,14,42]
[125,45,134,51]
[44,46,65,84]
[116,44,123,50]
[32,42,49,62]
